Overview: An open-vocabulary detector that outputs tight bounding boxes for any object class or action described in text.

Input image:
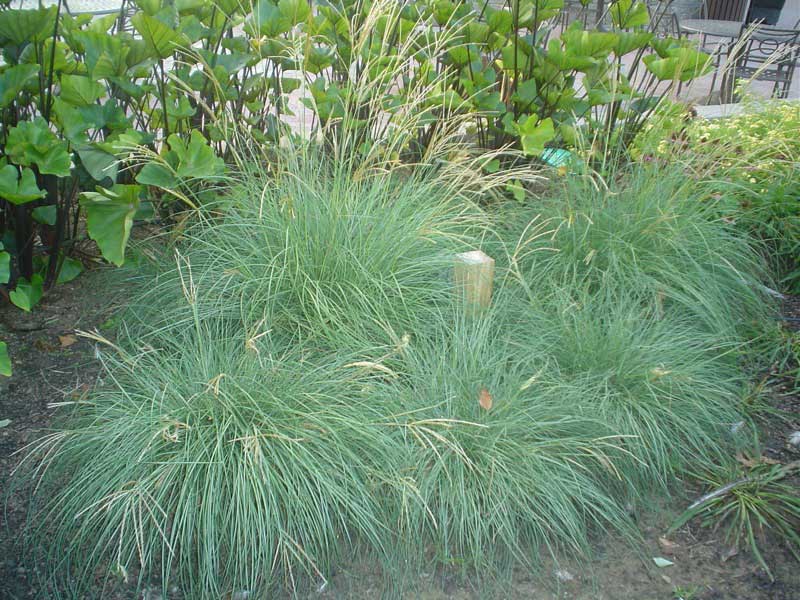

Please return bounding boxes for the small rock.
[141,588,163,600]
[554,569,574,583]
[789,431,800,447]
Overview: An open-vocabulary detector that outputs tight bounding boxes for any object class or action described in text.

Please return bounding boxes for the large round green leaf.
[79,185,141,266]
[0,7,58,45]
[6,118,72,178]
[10,274,44,312]
[0,64,40,108]
[131,13,189,59]
[0,165,46,205]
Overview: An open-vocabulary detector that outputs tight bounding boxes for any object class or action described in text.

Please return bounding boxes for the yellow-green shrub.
[636,100,800,290]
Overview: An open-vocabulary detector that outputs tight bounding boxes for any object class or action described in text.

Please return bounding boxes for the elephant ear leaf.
[0,165,46,205]
[610,0,649,29]
[137,131,224,189]
[79,184,141,266]
[59,74,105,106]
[170,131,225,180]
[0,64,40,108]
[0,341,10,377]
[643,48,712,81]
[9,274,44,312]
[6,118,72,177]
[77,145,119,182]
[518,116,556,157]
[0,7,57,45]
[131,13,189,59]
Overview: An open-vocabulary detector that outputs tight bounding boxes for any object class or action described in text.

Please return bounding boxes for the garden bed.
[1,250,799,600]
[2,2,799,598]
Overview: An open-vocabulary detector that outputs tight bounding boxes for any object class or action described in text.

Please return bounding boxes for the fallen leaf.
[652,557,674,568]
[478,387,493,411]
[59,334,77,348]
[34,338,57,352]
[658,536,679,554]
[720,546,739,562]
[736,452,780,468]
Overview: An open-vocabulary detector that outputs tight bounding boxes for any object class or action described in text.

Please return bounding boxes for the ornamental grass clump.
[16,142,529,596]
[382,300,637,574]
[504,288,749,488]
[508,166,775,342]
[21,333,402,597]
[18,149,778,595]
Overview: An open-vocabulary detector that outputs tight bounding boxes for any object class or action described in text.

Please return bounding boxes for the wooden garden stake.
[454,250,494,314]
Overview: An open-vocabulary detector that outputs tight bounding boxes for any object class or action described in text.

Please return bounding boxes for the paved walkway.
[19,0,122,14]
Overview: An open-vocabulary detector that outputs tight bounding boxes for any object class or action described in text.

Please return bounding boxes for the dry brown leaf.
[658,536,679,554]
[720,546,739,563]
[59,334,77,348]
[478,387,493,411]
[34,338,57,352]
[736,452,780,468]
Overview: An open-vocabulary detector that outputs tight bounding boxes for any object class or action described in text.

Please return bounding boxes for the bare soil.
[1,276,798,600]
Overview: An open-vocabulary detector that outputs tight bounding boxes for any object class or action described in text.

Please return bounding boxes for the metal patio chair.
[647,0,682,38]
[700,0,753,22]
[730,25,800,98]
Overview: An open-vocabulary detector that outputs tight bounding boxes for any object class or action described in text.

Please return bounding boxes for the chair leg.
[708,53,722,95]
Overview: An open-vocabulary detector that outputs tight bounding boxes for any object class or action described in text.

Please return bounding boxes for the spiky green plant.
[670,458,800,580]
[382,297,637,575]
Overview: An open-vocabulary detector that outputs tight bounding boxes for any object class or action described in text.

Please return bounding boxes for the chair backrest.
[557,0,591,30]
[647,1,681,38]
[703,0,752,22]
[113,0,137,34]
[736,26,800,72]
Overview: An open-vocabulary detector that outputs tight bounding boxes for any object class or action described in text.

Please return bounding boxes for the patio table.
[679,19,744,38]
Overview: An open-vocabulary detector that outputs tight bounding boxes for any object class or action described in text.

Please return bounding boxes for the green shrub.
[636,101,800,292]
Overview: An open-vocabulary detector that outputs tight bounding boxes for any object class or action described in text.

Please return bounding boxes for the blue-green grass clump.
[20,157,777,597]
